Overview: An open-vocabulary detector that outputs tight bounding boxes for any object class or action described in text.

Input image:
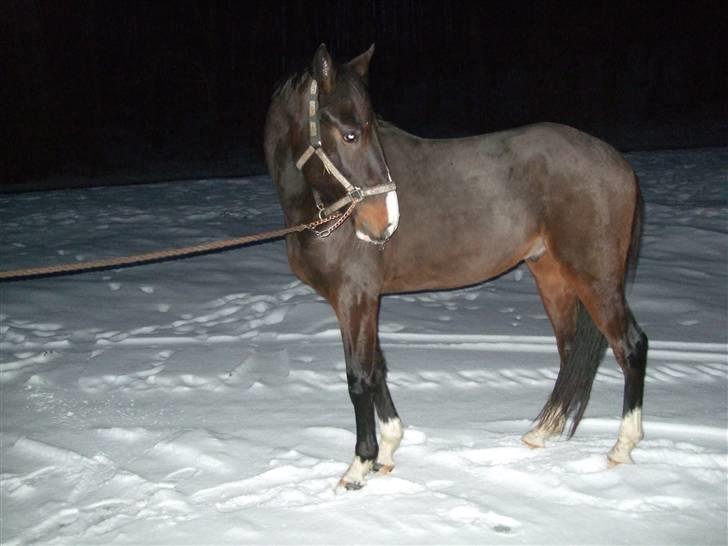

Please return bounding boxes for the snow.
[1,147,726,545]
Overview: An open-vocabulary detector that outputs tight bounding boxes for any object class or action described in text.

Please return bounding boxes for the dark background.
[2,0,726,191]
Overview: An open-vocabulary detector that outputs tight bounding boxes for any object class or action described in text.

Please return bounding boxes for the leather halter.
[295,79,396,218]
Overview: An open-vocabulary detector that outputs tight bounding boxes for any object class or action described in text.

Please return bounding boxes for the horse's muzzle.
[354,190,400,244]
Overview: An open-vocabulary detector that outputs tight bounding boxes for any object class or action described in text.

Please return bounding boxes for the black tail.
[625,179,644,289]
[536,301,608,437]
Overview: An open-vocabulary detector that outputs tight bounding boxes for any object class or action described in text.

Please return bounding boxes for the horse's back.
[509,122,635,188]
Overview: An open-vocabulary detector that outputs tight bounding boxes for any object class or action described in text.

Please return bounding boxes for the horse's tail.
[625,178,645,289]
[537,300,608,437]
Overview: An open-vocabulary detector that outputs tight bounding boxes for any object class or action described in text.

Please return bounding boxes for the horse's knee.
[347,371,377,399]
[347,375,367,397]
[347,364,386,394]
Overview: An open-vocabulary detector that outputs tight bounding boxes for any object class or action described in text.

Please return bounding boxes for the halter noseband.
[295,79,396,219]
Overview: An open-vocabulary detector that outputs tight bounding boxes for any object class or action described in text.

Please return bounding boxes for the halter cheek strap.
[295,79,396,218]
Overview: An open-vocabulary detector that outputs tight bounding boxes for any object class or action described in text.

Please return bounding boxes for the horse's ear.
[347,43,375,82]
[312,43,335,93]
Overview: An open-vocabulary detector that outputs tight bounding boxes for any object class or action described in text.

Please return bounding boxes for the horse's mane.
[272,64,387,127]
[272,70,309,101]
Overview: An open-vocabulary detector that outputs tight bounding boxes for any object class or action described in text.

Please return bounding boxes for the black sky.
[2,1,726,188]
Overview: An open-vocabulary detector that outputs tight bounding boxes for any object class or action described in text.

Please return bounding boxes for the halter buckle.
[349,186,364,203]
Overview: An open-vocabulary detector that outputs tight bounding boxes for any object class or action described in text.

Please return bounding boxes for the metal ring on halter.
[349,186,364,203]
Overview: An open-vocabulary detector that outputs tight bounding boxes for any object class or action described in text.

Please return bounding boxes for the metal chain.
[308,200,358,239]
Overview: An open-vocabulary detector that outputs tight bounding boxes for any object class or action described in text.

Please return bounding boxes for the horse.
[263,44,648,490]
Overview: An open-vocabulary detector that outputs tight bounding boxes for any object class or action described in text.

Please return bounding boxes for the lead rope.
[0,205,354,281]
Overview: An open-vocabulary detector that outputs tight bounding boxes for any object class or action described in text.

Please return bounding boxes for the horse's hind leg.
[573,281,648,465]
[372,342,403,473]
[605,309,648,465]
[523,254,607,448]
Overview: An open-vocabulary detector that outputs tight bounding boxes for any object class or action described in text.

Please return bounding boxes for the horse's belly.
[383,234,536,294]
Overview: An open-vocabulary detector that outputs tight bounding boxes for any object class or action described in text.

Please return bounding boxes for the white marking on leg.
[522,428,548,448]
[522,412,565,448]
[376,417,403,470]
[338,456,372,490]
[608,407,643,465]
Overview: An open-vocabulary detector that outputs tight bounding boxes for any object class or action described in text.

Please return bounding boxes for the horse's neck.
[267,110,318,226]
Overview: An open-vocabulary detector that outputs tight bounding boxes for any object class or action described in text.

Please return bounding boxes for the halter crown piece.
[295,79,397,219]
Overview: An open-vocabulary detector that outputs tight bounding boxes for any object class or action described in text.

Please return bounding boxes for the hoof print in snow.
[337,479,364,492]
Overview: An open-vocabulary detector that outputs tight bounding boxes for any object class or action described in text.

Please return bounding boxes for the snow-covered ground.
[1,148,726,545]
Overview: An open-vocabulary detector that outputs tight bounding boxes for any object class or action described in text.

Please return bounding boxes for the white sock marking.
[377,417,403,467]
[522,413,565,448]
[608,408,643,464]
[339,456,372,488]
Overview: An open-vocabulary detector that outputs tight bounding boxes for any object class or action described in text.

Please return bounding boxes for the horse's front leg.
[334,290,384,490]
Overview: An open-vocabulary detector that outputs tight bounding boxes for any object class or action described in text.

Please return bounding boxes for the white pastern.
[522,414,565,448]
[521,428,548,449]
[377,417,403,469]
[608,408,644,465]
[338,456,372,490]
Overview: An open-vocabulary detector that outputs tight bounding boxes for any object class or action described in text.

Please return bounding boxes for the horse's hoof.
[372,462,395,474]
[521,431,545,449]
[607,454,634,468]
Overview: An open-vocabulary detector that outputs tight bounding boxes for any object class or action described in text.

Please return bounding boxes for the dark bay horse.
[264,44,648,490]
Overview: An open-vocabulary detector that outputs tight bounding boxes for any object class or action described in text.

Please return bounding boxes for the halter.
[295,79,397,219]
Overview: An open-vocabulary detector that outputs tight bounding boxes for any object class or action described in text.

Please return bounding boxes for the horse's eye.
[343,131,360,144]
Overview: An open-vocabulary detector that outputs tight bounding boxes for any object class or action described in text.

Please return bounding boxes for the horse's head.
[295,44,399,245]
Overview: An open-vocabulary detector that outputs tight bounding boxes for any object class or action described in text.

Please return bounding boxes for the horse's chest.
[286,239,338,296]
[286,244,316,286]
